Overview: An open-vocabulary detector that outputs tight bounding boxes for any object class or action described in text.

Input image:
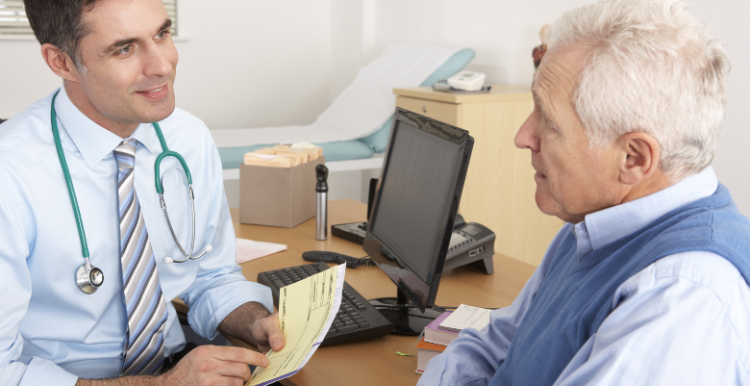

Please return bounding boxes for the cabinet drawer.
[396,96,459,126]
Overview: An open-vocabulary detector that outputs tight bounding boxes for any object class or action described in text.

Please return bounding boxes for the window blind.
[0,0,177,36]
[0,1,30,35]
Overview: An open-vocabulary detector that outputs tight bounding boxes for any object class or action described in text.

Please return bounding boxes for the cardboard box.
[239,157,325,227]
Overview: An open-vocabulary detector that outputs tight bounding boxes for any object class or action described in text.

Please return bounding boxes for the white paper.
[438,304,492,332]
[236,238,287,264]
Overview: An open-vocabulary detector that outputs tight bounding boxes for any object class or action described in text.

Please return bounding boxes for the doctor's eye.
[116,45,133,57]
[156,29,171,40]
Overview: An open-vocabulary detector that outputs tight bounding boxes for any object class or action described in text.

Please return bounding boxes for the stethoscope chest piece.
[76,258,104,294]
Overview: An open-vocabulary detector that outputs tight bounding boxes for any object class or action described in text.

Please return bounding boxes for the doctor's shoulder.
[0,96,55,167]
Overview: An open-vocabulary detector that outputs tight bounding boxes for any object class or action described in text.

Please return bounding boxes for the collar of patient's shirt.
[569,167,718,261]
[53,85,163,168]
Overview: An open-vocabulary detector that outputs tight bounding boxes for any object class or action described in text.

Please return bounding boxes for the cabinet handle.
[422,106,427,113]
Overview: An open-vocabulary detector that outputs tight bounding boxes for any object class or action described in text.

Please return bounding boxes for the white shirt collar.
[573,167,718,260]
[53,85,163,168]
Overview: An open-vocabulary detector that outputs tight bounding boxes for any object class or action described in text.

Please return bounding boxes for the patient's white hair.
[545,0,729,181]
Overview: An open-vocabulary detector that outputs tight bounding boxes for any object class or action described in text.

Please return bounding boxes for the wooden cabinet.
[394,85,564,267]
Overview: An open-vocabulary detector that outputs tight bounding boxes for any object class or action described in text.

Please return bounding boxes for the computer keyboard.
[257,261,394,346]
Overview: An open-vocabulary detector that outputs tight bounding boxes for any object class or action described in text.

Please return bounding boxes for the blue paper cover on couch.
[218,48,475,170]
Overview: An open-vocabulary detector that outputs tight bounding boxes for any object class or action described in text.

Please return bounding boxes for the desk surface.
[231,200,535,386]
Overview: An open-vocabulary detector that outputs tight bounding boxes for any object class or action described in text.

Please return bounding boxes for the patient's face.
[68,0,178,133]
[514,48,622,224]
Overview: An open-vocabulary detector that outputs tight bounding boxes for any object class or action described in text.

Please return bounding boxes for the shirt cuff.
[18,357,78,386]
[187,281,274,340]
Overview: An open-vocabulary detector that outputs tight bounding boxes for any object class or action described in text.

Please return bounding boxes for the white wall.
[175,0,331,129]
[0,0,333,129]
[369,0,750,216]
[1,0,747,214]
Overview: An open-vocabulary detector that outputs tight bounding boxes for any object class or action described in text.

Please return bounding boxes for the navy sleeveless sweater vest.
[489,184,750,386]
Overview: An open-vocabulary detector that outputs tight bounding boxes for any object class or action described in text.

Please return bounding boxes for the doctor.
[0,0,285,385]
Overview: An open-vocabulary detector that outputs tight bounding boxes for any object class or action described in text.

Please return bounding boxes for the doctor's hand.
[218,301,286,353]
[160,345,265,386]
[249,313,285,353]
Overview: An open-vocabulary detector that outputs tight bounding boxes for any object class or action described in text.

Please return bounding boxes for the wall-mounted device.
[447,70,486,91]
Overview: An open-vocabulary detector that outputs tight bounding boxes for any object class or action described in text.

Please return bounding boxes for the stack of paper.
[415,306,493,374]
[415,311,458,374]
[438,304,492,332]
[236,238,287,264]
[416,336,446,374]
[243,144,323,168]
[423,312,459,346]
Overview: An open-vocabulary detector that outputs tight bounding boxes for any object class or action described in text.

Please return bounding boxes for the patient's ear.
[617,132,661,186]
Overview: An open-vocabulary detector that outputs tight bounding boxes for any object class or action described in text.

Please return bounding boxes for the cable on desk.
[371,305,498,311]
[302,251,376,268]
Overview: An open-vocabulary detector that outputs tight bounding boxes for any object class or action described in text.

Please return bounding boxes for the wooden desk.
[225,199,535,386]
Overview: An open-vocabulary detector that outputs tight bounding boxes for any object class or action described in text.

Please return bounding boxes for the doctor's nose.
[143,42,177,79]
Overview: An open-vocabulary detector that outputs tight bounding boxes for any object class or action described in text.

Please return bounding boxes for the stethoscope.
[51,91,213,294]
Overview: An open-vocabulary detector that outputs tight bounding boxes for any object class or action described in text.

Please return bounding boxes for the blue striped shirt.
[419,167,750,385]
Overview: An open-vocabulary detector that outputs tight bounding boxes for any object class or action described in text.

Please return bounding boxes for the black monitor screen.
[364,108,473,311]
[370,119,459,282]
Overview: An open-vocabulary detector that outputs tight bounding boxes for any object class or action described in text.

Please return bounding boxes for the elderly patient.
[419,0,750,385]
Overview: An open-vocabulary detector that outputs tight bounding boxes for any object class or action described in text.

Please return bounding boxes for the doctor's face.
[514,48,622,224]
[68,0,178,132]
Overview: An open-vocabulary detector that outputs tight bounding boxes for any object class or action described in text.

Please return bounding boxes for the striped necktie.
[115,140,168,375]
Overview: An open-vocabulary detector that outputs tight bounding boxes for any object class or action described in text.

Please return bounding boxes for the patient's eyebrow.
[532,90,556,127]
[103,19,172,54]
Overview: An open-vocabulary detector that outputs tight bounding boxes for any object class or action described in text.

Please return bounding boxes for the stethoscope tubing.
[51,90,207,294]
[51,91,90,260]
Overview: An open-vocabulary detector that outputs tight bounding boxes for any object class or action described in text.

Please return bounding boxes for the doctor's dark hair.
[23,0,101,71]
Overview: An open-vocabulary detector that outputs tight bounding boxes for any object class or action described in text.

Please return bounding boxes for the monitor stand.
[369,289,444,335]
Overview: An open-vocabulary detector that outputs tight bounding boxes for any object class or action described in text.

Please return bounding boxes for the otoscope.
[315,164,329,241]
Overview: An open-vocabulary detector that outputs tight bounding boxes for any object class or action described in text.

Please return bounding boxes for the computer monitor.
[363,107,473,334]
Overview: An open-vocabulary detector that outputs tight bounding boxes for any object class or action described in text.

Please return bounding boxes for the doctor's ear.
[617,132,661,186]
[41,43,81,82]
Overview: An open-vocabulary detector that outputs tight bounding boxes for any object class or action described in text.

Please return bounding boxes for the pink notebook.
[424,312,459,346]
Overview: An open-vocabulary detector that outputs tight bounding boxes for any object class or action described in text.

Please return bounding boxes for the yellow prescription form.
[247,264,345,386]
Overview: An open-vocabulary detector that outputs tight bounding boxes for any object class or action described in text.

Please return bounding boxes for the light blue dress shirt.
[0,88,274,385]
[419,167,750,385]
